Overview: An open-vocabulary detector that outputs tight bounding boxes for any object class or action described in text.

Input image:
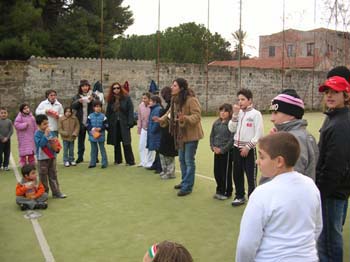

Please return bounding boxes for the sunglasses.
[113,86,121,90]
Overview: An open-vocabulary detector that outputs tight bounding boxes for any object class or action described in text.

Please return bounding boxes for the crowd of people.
[0,66,349,261]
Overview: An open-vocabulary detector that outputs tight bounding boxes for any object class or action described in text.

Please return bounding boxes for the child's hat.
[326,66,350,83]
[270,89,304,119]
[319,76,350,93]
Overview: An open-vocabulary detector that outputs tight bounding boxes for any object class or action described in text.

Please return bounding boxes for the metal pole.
[205,0,209,113]
[311,0,316,110]
[238,0,242,89]
[157,0,160,87]
[100,0,104,86]
[281,0,285,91]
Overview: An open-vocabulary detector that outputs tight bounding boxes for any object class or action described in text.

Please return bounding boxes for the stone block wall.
[0,57,326,116]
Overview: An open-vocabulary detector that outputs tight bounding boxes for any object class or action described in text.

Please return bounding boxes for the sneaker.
[174,184,182,190]
[231,197,246,206]
[213,193,220,199]
[70,161,77,166]
[53,193,67,199]
[159,172,165,176]
[75,158,83,164]
[35,203,48,209]
[101,165,107,169]
[168,174,176,179]
[4,166,9,171]
[19,203,30,211]
[88,165,96,168]
[126,163,135,166]
[177,190,191,197]
[64,162,70,167]
[216,194,228,200]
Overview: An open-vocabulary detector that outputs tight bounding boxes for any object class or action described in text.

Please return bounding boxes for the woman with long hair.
[153,78,203,196]
[106,82,135,165]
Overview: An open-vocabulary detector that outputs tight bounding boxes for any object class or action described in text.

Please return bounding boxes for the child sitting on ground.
[143,240,193,262]
[16,164,48,211]
[236,132,322,262]
[210,103,234,200]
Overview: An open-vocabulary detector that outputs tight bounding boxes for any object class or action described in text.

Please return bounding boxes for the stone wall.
[0,57,326,115]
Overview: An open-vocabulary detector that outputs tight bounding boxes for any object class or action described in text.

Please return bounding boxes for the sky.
[122,0,342,57]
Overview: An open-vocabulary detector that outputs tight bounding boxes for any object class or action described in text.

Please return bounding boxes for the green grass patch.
[0,112,348,261]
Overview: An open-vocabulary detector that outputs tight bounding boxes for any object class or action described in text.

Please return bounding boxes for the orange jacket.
[16,182,45,199]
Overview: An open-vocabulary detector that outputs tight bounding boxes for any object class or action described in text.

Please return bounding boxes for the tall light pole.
[205,0,210,113]
[238,0,242,89]
[281,0,285,91]
[157,0,160,87]
[100,0,104,86]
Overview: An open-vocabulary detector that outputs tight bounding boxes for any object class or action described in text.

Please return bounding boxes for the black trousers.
[77,124,98,162]
[0,140,10,168]
[114,121,135,165]
[213,149,233,197]
[233,146,257,199]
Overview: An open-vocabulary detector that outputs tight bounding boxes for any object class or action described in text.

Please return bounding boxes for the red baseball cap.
[319,76,350,93]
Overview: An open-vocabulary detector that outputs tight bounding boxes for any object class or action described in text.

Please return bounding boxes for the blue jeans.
[90,141,108,167]
[318,197,348,262]
[178,141,198,192]
[63,140,75,163]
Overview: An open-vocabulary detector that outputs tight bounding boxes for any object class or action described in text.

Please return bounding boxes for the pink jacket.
[137,102,150,134]
[14,112,37,156]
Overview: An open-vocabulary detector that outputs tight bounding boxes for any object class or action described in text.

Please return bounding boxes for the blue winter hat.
[149,80,159,94]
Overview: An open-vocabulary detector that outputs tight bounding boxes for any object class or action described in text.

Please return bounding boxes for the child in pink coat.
[14,103,37,167]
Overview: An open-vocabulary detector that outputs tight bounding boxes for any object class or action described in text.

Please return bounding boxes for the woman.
[106,82,135,165]
[154,78,203,196]
[71,80,99,164]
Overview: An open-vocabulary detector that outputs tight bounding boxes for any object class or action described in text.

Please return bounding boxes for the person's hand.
[240,147,249,157]
[2,137,8,143]
[233,104,240,116]
[44,127,51,136]
[152,116,160,122]
[177,112,185,122]
[269,127,277,134]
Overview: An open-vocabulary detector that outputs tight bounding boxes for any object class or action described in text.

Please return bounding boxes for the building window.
[307,43,314,56]
[269,46,275,57]
[287,44,294,57]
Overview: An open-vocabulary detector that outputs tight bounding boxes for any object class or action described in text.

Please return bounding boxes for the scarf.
[169,95,184,150]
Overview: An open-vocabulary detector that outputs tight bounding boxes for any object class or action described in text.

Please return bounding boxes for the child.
[0,107,13,171]
[34,114,66,198]
[236,132,322,262]
[146,95,162,173]
[14,103,37,167]
[210,103,234,200]
[87,100,108,168]
[16,164,48,210]
[260,89,318,184]
[137,92,152,167]
[316,75,350,262]
[228,88,264,206]
[143,241,193,262]
[58,107,80,167]
[158,86,178,180]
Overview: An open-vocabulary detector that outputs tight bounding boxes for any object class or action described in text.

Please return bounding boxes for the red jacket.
[16,181,45,199]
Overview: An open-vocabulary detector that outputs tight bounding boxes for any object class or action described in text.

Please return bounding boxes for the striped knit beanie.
[270,89,305,119]
[148,244,158,259]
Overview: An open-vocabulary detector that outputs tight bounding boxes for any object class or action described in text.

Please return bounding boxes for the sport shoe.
[53,193,67,199]
[64,162,70,167]
[4,166,9,171]
[19,203,30,211]
[174,184,182,190]
[70,161,76,166]
[177,190,191,197]
[35,203,48,209]
[75,158,83,164]
[231,197,246,206]
[216,194,228,200]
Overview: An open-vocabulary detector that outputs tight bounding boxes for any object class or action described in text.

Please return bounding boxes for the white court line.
[175,170,216,182]
[10,154,55,262]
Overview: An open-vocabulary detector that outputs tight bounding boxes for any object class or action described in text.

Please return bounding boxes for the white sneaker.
[64,162,70,167]
[70,161,76,166]
[231,197,246,206]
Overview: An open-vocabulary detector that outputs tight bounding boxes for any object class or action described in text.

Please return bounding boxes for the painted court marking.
[10,154,55,262]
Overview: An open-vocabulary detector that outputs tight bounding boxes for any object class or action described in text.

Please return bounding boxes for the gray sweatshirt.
[0,119,13,140]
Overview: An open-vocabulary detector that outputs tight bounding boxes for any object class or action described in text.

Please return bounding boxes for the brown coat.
[159,96,204,143]
[58,115,80,141]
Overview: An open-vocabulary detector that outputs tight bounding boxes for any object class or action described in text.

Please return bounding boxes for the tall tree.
[231,29,250,60]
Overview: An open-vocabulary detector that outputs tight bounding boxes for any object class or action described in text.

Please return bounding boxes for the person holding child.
[106,82,135,166]
[87,100,108,169]
[210,103,234,200]
[58,107,80,167]
[0,107,13,171]
[34,114,66,198]
[259,89,318,184]
[316,72,350,262]
[14,103,37,167]
[16,164,48,211]
[35,89,63,137]
[236,132,322,262]
[228,88,264,206]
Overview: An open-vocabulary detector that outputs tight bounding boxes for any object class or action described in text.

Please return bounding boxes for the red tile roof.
[209,57,320,69]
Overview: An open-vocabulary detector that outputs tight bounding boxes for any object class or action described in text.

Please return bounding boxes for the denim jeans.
[63,140,75,163]
[317,197,348,262]
[178,141,198,192]
[90,141,108,167]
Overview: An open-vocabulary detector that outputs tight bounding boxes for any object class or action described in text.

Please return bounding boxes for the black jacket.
[158,103,178,157]
[316,107,350,199]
